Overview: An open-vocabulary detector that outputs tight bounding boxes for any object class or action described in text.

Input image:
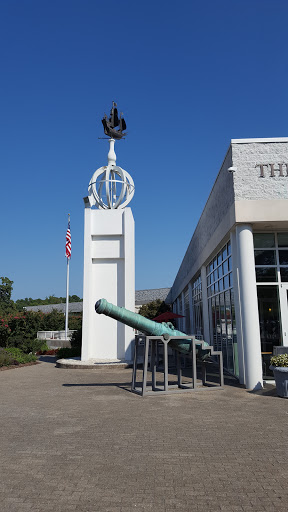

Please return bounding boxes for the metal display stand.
[131,335,224,396]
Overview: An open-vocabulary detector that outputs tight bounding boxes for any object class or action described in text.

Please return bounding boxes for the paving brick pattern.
[0,359,287,511]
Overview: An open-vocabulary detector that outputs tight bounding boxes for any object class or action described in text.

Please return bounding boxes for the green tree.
[0,277,15,313]
[15,294,82,308]
[138,299,171,320]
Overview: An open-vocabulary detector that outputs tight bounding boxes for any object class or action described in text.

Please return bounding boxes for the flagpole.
[65,213,70,339]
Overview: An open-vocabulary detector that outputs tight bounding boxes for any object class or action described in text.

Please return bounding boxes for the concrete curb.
[56,358,131,369]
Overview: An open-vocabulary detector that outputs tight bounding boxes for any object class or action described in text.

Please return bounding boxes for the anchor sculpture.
[95,298,211,359]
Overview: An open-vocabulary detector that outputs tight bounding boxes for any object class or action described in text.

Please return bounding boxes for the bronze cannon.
[95,298,210,358]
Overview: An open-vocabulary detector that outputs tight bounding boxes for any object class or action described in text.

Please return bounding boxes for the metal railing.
[37,330,76,340]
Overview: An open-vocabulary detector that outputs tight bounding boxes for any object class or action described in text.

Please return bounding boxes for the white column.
[230,230,245,385]
[236,224,263,390]
[201,265,210,344]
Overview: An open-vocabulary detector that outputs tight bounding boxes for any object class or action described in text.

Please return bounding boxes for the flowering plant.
[270,354,288,368]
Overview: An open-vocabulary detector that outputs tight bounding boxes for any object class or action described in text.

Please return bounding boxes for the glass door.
[279,283,288,348]
[257,286,281,378]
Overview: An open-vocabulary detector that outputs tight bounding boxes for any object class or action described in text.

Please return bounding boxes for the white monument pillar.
[235,224,263,390]
[81,134,135,362]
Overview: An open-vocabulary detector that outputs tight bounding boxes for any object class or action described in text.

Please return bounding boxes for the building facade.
[169,138,288,390]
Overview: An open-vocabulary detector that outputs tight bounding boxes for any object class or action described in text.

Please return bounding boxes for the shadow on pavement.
[63,382,131,387]
[248,384,278,397]
[38,355,58,364]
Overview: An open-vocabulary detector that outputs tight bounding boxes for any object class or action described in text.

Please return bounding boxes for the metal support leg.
[202,362,207,386]
[192,344,197,389]
[177,350,182,388]
[151,340,157,390]
[131,337,138,392]
[163,341,169,392]
[142,338,150,396]
[219,353,224,387]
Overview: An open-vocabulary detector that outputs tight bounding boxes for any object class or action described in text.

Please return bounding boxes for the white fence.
[37,330,76,341]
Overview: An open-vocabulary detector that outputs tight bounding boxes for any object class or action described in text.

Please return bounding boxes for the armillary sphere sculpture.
[88,102,134,209]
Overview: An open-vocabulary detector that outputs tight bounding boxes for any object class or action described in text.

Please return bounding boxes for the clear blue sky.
[1,0,288,300]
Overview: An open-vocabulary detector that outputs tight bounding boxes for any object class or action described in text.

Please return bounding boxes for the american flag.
[66,219,71,259]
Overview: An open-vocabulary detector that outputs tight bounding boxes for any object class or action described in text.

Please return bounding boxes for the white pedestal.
[81,205,135,362]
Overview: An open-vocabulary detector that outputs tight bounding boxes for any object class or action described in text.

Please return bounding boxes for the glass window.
[277,233,288,247]
[253,233,275,248]
[255,267,277,282]
[223,259,229,275]
[229,273,233,288]
[280,268,288,282]
[224,275,229,290]
[207,240,234,372]
[254,250,276,266]
[228,257,231,271]
[279,250,288,265]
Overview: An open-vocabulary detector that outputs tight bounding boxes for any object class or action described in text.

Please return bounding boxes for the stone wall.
[232,140,288,200]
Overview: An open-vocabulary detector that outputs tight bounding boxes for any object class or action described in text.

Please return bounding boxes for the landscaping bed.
[0,361,40,371]
[0,347,38,369]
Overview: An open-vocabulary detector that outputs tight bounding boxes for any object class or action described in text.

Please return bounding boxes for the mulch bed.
[36,349,58,356]
[0,361,40,371]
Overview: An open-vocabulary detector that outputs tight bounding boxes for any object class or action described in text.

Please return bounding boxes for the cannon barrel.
[95,298,210,356]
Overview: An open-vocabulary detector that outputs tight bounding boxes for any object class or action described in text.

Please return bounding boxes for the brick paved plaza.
[0,359,287,512]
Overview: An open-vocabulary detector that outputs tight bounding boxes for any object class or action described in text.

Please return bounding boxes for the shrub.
[0,319,11,347]
[6,336,48,354]
[0,347,37,367]
[0,348,17,367]
[6,347,37,363]
[6,311,44,350]
[70,327,82,349]
[29,339,49,354]
[57,347,81,359]
[68,315,82,331]
[41,309,65,331]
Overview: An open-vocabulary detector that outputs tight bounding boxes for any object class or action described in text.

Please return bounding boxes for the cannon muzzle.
[95,298,210,357]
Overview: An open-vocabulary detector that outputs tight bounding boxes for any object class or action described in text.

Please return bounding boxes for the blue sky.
[1,0,288,300]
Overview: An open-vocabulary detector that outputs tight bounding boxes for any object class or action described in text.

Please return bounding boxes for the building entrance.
[257,285,281,378]
[279,284,288,348]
